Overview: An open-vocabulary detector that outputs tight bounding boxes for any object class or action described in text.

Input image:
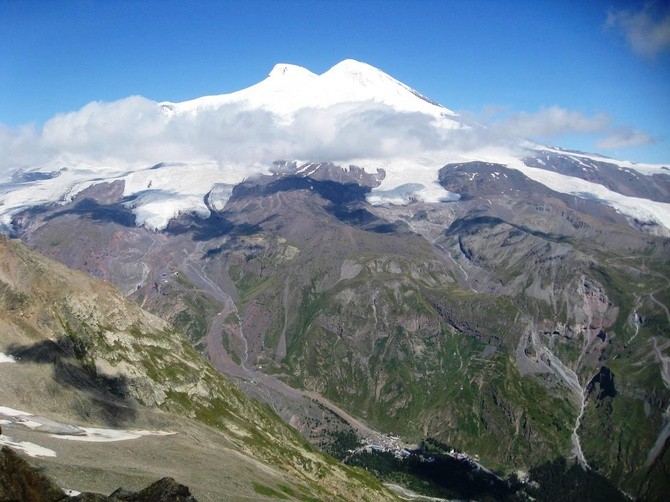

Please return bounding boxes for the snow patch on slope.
[0,161,265,231]
[537,146,669,176]
[351,156,460,205]
[0,435,57,458]
[51,428,175,443]
[478,150,670,233]
[0,404,175,459]
[0,60,667,232]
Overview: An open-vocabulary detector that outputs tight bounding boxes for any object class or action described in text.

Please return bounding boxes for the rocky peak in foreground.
[0,446,196,501]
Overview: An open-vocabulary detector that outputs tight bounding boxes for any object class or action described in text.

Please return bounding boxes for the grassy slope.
[223,214,670,493]
[0,235,395,501]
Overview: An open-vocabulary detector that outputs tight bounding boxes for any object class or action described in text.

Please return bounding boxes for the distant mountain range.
[1,59,668,233]
[1,60,669,499]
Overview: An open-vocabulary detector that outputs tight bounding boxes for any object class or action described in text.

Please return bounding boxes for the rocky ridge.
[0,235,396,501]
[0,445,196,501]
[9,157,669,498]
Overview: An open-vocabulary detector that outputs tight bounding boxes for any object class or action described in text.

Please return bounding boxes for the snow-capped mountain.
[161,59,461,124]
[5,61,670,498]
[0,59,668,232]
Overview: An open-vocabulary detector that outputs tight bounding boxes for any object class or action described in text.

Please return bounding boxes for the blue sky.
[1,0,669,163]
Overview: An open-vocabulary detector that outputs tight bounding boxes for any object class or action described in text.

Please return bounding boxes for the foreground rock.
[0,446,196,501]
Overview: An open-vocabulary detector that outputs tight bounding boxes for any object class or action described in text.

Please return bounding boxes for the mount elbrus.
[1,60,669,499]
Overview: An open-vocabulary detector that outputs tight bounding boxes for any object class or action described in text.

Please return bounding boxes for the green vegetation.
[524,458,626,502]
[252,482,290,499]
[170,277,221,344]
[346,446,511,500]
[320,430,361,460]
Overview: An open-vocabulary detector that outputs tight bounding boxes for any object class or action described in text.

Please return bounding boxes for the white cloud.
[490,106,611,138]
[596,127,654,150]
[476,106,654,153]
[0,97,655,182]
[606,2,670,58]
[0,97,459,177]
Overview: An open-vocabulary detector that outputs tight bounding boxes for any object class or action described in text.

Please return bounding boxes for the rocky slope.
[0,445,196,501]
[2,59,669,499]
[11,158,670,497]
[0,235,396,501]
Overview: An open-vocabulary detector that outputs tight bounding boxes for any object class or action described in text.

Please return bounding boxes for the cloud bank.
[0,97,655,180]
[0,98,454,176]
[474,106,653,152]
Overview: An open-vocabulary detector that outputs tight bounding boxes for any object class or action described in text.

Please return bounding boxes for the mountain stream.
[529,331,593,468]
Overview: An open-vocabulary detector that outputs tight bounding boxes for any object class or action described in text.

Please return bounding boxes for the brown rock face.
[0,446,66,502]
[107,478,197,501]
[0,446,197,502]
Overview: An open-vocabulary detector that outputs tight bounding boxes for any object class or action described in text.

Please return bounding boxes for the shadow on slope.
[524,458,627,502]
[8,339,138,427]
[347,446,626,502]
[46,197,136,227]
[346,447,511,501]
[446,215,570,244]
[164,212,262,241]
[231,176,402,234]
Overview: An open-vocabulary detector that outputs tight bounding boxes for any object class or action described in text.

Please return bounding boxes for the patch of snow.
[301,164,320,177]
[206,183,235,212]
[0,164,128,229]
[538,146,669,176]
[0,435,57,458]
[296,162,315,174]
[0,352,16,363]
[51,427,175,443]
[1,405,174,447]
[0,406,32,417]
[17,419,44,429]
[475,151,670,233]
[351,156,461,206]
[572,157,592,169]
[367,182,459,206]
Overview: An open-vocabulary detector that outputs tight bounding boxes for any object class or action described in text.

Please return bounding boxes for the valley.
[1,59,669,500]
[0,235,396,500]
[9,158,669,498]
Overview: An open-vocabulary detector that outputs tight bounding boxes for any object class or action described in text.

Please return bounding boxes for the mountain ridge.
[2,59,670,499]
[0,234,397,500]
[1,59,668,233]
[160,58,460,120]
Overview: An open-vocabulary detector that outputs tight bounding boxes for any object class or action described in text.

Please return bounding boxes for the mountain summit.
[0,59,668,233]
[2,60,670,499]
[161,59,460,121]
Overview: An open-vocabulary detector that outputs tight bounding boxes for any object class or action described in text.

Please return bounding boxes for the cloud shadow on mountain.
[8,339,138,427]
[45,197,137,227]
[231,176,403,234]
[164,211,262,241]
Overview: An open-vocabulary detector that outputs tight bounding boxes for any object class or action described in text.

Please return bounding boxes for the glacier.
[0,59,668,232]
